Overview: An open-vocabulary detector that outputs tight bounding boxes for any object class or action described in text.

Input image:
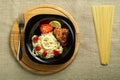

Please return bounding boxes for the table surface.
[0,0,120,80]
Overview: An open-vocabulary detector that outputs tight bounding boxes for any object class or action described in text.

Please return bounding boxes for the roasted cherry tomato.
[53,49,60,57]
[35,45,41,52]
[33,35,39,43]
[42,50,47,57]
[40,24,53,34]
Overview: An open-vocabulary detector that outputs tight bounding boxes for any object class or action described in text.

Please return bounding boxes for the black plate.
[24,14,75,64]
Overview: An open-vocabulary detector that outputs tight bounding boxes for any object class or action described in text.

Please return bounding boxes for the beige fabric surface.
[0,0,120,80]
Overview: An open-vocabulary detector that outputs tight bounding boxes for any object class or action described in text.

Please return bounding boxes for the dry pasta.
[92,6,114,65]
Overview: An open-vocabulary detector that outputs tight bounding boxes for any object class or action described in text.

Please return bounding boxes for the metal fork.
[17,14,24,61]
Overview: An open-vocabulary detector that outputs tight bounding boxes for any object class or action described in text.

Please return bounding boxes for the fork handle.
[17,30,23,61]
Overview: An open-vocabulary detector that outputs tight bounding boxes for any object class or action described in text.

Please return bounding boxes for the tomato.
[35,45,41,51]
[42,50,47,57]
[33,35,39,43]
[53,49,60,57]
[40,24,53,34]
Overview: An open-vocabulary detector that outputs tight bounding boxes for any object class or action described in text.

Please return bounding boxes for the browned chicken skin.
[53,28,69,46]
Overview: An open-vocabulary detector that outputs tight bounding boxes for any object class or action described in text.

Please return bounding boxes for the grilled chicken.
[53,28,69,46]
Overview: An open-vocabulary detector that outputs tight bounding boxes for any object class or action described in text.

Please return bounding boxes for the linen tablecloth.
[0,0,120,80]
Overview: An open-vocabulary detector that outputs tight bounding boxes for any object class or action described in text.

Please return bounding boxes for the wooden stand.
[10,4,80,74]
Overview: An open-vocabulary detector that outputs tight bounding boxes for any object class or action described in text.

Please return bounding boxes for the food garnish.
[35,45,41,52]
[32,35,39,43]
[53,49,60,57]
[42,50,48,57]
[49,20,61,28]
[40,24,53,34]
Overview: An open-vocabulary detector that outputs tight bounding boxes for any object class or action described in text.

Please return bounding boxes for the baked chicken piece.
[53,28,69,46]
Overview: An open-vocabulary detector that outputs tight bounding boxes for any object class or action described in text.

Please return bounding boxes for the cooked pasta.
[32,32,63,59]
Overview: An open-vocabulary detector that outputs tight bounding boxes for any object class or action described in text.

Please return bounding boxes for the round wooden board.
[10,4,80,74]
